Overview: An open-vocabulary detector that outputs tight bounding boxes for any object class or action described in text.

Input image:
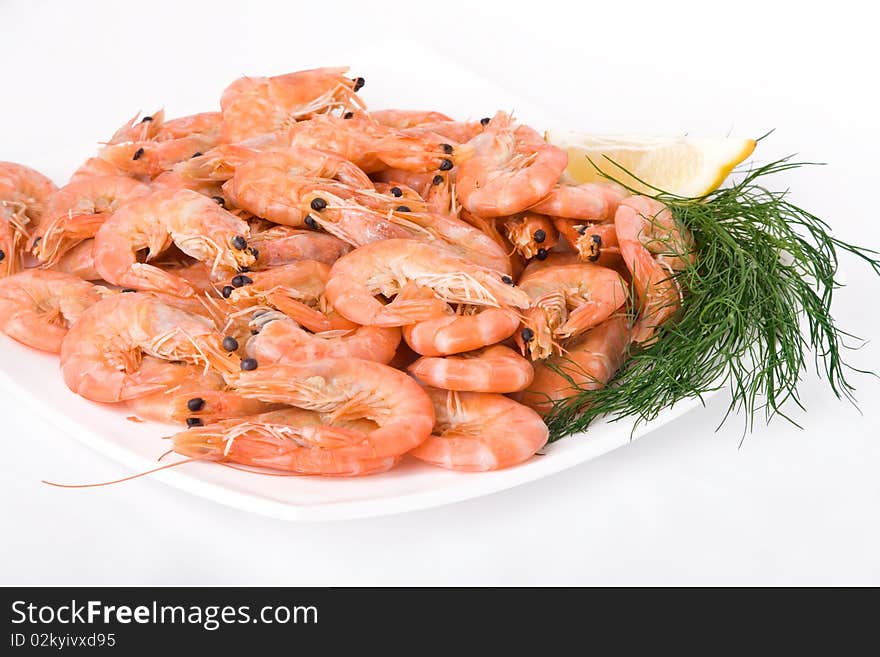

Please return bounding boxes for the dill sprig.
[544,156,880,442]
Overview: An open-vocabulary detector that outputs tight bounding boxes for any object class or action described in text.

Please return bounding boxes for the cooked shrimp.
[98,132,220,180]
[456,112,567,217]
[60,293,238,403]
[504,212,559,260]
[0,270,108,352]
[614,196,693,343]
[221,359,435,461]
[247,225,351,269]
[403,307,520,356]
[220,68,365,142]
[517,263,628,360]
[0,162,57,276]
[325,239,529,327]
[32,176,150,264]
[303,191,512,273]
[107,110,165,145]
[517,315,630,414]
[126,363,276,425]
[408,344,534,393]
[93,188,255,296]
[247,315,400,364]
[285,114,454,173]
[69,157,127,183]
[53,239,101,280]
[223,147,372,226]
[410,387,548,471]
[530,181,628,220]
[228,261,354,333]
[552,218,622,268]
[172,408,400,476]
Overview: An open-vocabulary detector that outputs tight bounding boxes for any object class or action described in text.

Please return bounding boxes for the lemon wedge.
[545,132,756,198]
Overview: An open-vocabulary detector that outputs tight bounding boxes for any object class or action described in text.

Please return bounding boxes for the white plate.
[0,42,712,522]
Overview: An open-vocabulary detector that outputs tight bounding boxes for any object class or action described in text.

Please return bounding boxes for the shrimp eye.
[132,147,145,161]
[241,358,258,371]
[343,111,354,119]
[353,77,365,91]
[231,235,248,250]
[231,274,253,288]
[212,196,226,208]
[186,417,203,428]
[32,237,41,248]
[121,288,136,293]
[310,198,328,212]
[191,151,203,159]
[187,397,205,412]
[480,117,491,126]
[501,275,514,285]
[221,285,234,298]
[533,229,546,244]
[591,234,602,246]
[222,336,239,352]
[389,187,403,198]
[249,247,260,260]
[441,143,454,154]
[521,328,535,342]
[535,248,548,261]
[304,215,319,229]
[439,158,454,171]
[141,115,153,123]
[0,250,5,262]
[396,205,411,213]
[432,175,444,185]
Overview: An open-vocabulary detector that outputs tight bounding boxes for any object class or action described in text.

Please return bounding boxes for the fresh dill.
[544,156,880,442]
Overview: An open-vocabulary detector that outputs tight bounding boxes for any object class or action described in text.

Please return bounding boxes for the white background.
[1,0,879,585]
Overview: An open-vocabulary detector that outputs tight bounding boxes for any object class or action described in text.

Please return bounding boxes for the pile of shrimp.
[0,67,691,475]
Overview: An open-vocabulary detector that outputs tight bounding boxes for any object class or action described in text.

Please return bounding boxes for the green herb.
[544,156,880,442]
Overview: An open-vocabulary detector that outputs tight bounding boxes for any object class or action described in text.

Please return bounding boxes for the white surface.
[1,0,879,584]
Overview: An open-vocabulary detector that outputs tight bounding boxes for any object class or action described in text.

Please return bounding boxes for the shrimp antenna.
[41,456,204,489]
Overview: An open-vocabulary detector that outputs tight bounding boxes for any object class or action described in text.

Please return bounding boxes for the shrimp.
[0,162,58,276]
[325,239,529,327]
[172,409,400,476]
[552,218,622,268]
[227,261,354,333]
[303,191,512,273]
[516,263,629,360]
[126,363,277,425]
[53,239,101,280]
[220,68,365,143]
[60,293,238,403]
[98,136,219,180]
[369,109,454,129]
[530,182,628,220]
[247,316,400,365]
[0,270,108,353]
[31,176,150,265]
[285,114,454,173]
[456,112,567,217]
[410,387,548,472]
[614,196,693,343]
[213,359,435,462]
[403,307,520,356]
[93,188,255,296]
[69,157,127,183]
[408,344,534,393]
[247,225,351,269]
[504,212,559,260]
[223,147,372,226]
[517,315,630,414]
